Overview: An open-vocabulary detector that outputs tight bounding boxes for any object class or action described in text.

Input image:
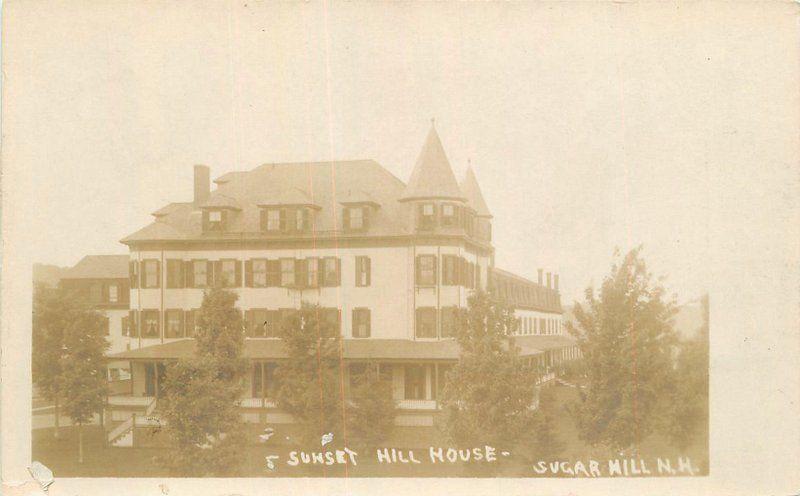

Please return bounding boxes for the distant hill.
[33,263,69,288]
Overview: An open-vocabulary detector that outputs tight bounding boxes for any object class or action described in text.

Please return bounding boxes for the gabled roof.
[61,255,129,280]
[199,193,241,210]
[399,126,466,202]
[460,166,492,218]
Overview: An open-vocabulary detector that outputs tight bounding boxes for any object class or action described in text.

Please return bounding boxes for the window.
[252,259,267,287]
[321,257,340,286]
[102,317,110,335]
[419,203,436,230]
[166,259,183,288]
[416,255,437,286]
[265,209,282,231]
[143,260,159,288]
[442,255,458,285]
[415,307,437,338]
[130,261,139,289]
[266,260,281,286]
[219,259,237,287]
[280,259,295,287]
[404,365,426,400]
[441,204,456,226]
[128,311,139,337]
[352,308,371,338]
[295,208,309,232]
[142,310,159,338]
[205,210,224,232]
[165,310,184,338]
[355,256,371,287]
[108,284,119,303]
[440,306,458,338]
[349,363,367,390]
[345,207,365,230]
[306,258,319,287]
[193,260,208,288]
[294,259,308,288]
[122,316,129,337]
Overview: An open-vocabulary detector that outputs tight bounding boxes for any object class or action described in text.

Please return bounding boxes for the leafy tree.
[664,294,709,452]
[346,363,396,449]
[439,290,538,473]
[567,247,678,454]
[528,386,565,462]
[32,283,109,461]
[160,286,248,476]
[274,303,346,448]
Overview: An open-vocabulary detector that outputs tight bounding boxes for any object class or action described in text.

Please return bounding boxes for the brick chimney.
[194,165,210,206]
[554,274,559,291]
[546,272,552,289]
[538,269,543,285]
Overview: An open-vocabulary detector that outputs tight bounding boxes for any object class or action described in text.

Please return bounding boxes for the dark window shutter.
[302,209,310,232]
[184,261,194,288]
[129,261,138,289]
[259,209,267,231]
[366,257,371,286]
[156,260,161,288]
[235,260,243,287]
[295,259,307,288]
[279,209,287,232]
[365,309,371,337]
[211,261,220,287]
[140,262,146,288]
[363,208,370,230]
[244,309,253,336]
[415,256,421,285]
[267,260,280,286]
[432,256,438,284]
[335,258,341,286]
[244,260,253,287]
[343,207,350,230]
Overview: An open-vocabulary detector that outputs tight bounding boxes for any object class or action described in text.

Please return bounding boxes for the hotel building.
[105,126,578,446]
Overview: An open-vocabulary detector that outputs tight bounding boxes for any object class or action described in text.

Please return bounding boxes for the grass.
[32,385,708,477]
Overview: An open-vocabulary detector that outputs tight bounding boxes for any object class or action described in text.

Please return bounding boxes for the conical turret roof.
[460,165,492,218]
[400,125,466,202]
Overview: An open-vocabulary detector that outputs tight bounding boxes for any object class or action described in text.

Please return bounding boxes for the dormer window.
[203,209,228,232]
[265,209,282,232]
[261,207,312,234]
[419,203,436,230]
[441,204,456,227]
[343,206,367,231]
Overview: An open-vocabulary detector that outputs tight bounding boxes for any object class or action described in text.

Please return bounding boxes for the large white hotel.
[105,125,578,444]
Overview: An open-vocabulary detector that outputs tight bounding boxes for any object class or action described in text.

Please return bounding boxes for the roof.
[399,126,466,202]
[122,160,410,243]
[491,267,562,313]
[199,194,241,210]
[460,166,492,217]
[61,255,129,280]
[107,335,575,361]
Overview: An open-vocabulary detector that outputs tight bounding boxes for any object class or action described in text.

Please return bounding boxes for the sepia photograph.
[3,1,799,494]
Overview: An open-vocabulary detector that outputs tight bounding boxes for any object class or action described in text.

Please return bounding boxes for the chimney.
[194,165,210,206]
[546,272,552,289]
[537,269,543,285]
[554,274,559,291]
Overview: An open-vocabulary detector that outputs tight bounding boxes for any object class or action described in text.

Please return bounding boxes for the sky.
[5,1,796,306]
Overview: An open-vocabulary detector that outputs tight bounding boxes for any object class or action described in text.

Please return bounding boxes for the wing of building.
[102,124,578,444]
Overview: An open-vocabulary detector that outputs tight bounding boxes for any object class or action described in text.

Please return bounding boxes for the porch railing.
[397,399,438,410]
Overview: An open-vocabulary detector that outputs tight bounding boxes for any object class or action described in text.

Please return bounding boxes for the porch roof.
[107,335,576,361]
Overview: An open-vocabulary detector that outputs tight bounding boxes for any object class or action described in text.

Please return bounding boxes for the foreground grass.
[32,386,708,477]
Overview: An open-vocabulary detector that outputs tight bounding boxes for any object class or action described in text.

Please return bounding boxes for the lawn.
[32,385,708,477]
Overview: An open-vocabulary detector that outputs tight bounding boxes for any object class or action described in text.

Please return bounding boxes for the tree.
[664,294,709,452]
[160,286,248,476]
[32,284,109,460]
[274,303,346,448]
[439,290,538,473]
[567,247,678,454]
[528,386,565,462]
[346,363,396,449]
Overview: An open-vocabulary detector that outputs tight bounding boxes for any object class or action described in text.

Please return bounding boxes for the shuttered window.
[355,256,371,287]
[442,255,458,285]
[130,261,139,289]
[415,307,437,338]
[352,308,371,338]
[192,260,209,288]
[142,260,160,288]
[142,310,160,338]
[166,259,184,288]
[306,258,319,287]
[165,310,184,338]
[440,306,459,338]
[321,257,340,287]
[416,255,437,286]
[280,259,294,287]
